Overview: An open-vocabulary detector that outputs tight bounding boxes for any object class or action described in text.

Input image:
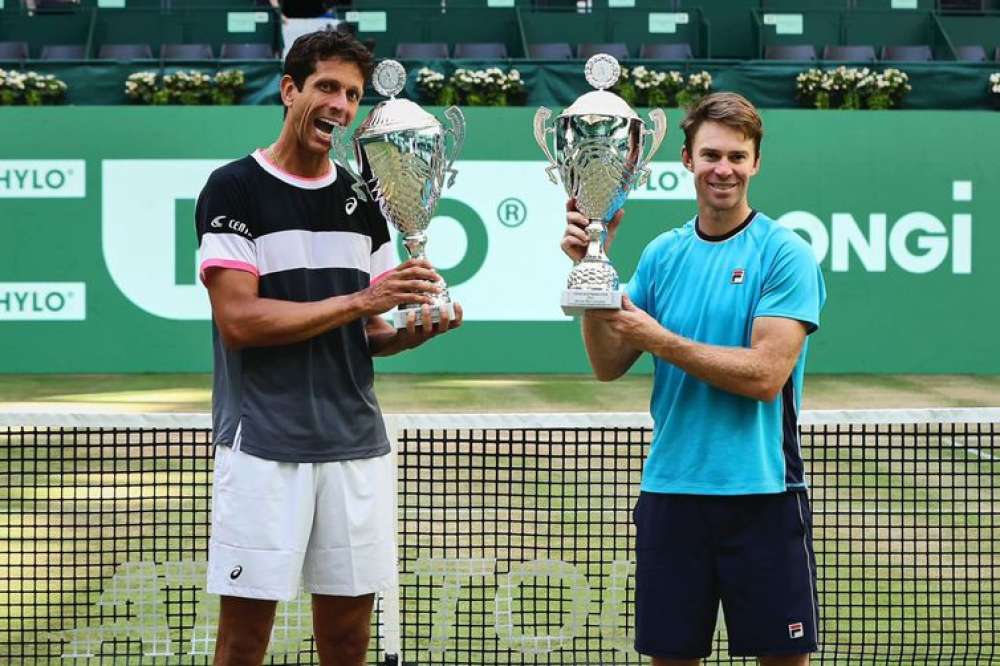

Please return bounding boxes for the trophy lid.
[560,53,640,121]
[358,98,440,137]
[357,59,440,138]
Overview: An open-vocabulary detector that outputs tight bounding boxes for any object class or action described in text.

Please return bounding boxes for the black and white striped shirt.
[196,149,394,462]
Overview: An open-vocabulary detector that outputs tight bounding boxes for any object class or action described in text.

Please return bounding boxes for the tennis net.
[1,409,997,664]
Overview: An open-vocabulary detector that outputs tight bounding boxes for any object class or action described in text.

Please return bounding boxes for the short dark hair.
[681,92,763,160]
[283,29,374,92]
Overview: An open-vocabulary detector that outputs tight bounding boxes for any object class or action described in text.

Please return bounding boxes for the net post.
[380,414,404,665]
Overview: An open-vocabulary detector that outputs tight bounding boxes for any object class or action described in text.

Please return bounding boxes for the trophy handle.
[442,106,465,189]
[637,108,668,188]
[329,125,369,202]
[533,107,560,185]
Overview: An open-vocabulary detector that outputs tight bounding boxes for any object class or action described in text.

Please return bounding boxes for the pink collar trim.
[252,148,337,190]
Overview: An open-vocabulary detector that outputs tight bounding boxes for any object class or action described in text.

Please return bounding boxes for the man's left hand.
[585,295,664,353]
[397,302,464,348]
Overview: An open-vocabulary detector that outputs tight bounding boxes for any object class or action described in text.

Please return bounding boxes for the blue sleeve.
[754,234,826,334]
[624,242,653,312]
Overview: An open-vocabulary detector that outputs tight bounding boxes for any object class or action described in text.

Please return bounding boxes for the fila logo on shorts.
[345,197,358,215]
[788,621,804,639]
[731,268,745,284]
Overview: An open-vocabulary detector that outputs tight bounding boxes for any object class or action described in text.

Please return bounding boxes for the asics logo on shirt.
[345,197,358,215]
[230,565,243,580]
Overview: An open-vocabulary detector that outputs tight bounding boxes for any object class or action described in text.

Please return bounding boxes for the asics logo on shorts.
[345,197,358,215]
[229,565,243,580]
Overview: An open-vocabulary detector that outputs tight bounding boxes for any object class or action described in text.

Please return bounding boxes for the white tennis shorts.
[206,444,396,601]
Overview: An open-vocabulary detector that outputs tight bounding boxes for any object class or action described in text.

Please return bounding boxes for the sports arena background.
[1,0,999,374]
[1,3,999,665]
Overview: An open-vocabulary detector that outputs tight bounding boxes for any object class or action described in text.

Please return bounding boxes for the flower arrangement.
[677,70,712,109]
[416,67,525,106]
[612,66,712,108]
[125,69,246,105]
[0,69,68,105]
[796,66,911,110]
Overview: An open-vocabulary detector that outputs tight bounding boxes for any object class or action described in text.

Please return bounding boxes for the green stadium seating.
[678,0,756,59]
[853,0,935,8]
[938,14,1000,59]
[843,10,935,51]
[754,9,843,60]
[352,5,521,58]
[0,1,994,71]
[90,6,278,59]
[0,11,91,58]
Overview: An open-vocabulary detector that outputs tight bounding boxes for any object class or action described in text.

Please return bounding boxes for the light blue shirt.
[626,211,826,495]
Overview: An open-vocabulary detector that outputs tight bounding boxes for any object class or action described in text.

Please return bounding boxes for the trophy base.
[561,289,622,316]
[392,302,457,330]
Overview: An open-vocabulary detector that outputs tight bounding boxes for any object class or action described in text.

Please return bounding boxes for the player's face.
[682,121,760,214]
[285,58,364,155]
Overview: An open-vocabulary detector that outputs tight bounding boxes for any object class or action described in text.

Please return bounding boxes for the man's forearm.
[216,292,369,349]
[582,316,641,381]
[649,330,782,402]
[368,329,413,356]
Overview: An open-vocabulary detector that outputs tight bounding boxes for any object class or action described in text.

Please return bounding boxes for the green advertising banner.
[0,108,997,373]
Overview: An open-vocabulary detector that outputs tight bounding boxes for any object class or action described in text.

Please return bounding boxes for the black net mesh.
[1,416,997,664]
[0,424,384,665]
[393,420,998,665]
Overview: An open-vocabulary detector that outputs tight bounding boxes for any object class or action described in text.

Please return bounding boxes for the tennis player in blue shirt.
[561,92,826,665]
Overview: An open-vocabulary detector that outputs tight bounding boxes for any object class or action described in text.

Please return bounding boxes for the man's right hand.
[560,198,625,263]
[359,258,442,316]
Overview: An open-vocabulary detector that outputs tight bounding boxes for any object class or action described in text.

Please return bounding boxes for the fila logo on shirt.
[731,268,745,284]
[345,197,358,215]
[788,621,804,639]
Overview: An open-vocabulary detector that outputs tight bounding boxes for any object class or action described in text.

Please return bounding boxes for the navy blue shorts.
[633,491,819,659]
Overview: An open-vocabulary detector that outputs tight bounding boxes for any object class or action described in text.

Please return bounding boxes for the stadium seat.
[527,42,573,60]
[454,42,508,59]
[161,43,214,60]
[40,44,87,60]
[98,43,153,60]
[939,0,984,8]
[765,44,818,61]
[823,45,877,62]
[953,45,987,62]
[220,43,275,59]
[639,43,693,60]
[881,45,933,62]
[0,41,29,61]
[394,42,449,59]
[578,42,630,61]
[34,0,79,12]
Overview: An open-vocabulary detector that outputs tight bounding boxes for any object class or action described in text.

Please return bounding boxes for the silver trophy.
[534,54,667,315]
[331,60,465,329]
